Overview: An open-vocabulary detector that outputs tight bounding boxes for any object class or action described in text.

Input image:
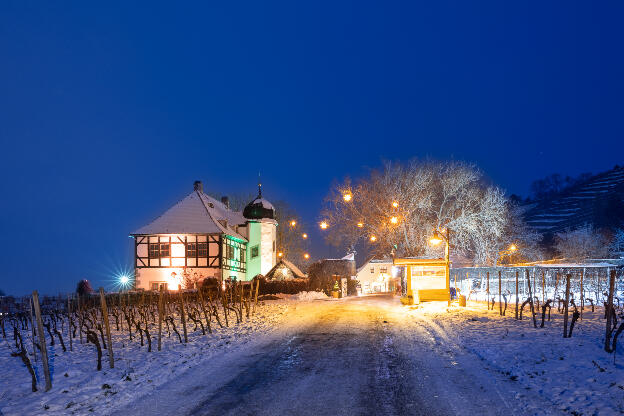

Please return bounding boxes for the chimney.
[193,181,203,193]
[221,196,230,209]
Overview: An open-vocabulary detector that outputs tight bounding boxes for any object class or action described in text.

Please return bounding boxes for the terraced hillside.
[523,165,624,236]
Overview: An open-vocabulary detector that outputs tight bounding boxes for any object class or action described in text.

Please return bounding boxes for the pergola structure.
[395,258,450,305]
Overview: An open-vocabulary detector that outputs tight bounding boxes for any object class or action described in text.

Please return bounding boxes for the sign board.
[341,277,347,298]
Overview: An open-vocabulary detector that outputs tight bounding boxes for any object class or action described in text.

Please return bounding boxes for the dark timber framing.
[133,233,230,269]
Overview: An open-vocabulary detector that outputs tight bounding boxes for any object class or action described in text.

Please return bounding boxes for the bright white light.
[120,275,130,285]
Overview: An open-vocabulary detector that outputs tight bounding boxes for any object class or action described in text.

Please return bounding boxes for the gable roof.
[265,259,307,279]
[132,190,247,240]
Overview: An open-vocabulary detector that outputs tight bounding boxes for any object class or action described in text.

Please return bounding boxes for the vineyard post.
[78,293,83,344]
[526,269,537,328]
[580,268,584,320]
[563,274,571,338]
[158,286,164,351]
[29,298,38,364]
[486,272,490,310]
[32,290,52,391]
[247,282,253,318]
[541,270,545,304]
[515,270,519,320]
[196,286,212,334]
[253,278,260,314]
[498,270,502,316]
[178,285,188,343]
[239,281,243,320]
[605,269,616,352]
[99,288,114,368]
[67,295,73,352]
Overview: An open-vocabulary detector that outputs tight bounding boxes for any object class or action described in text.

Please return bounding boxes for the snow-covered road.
[115,295,554,415]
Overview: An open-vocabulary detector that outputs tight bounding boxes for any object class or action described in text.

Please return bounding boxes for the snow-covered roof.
[132,189,247,241]
[265,259,307,280]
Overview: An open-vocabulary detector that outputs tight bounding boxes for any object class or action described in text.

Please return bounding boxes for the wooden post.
[32,291,52,391]
[526,270,537,328]
[196,287,212,334]
[580,268,584,320]
[158,286,164,351]
[515,271,519,320]
[498,270,502,316]
[178,286,188,343]
[605,270,616,351]
[99,288,114,368]
[67,295,73,352]
[486,271,490,309]
[563,274,571,338]
[239,281,243,320]
[253,278,260,314]
[541,270,545,304]
[77,293,83,344]
[29,298,38,364]
[247,283,253,318]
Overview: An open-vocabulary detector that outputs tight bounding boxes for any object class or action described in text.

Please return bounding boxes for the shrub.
[76,279,94,296]
[254,276,309,295]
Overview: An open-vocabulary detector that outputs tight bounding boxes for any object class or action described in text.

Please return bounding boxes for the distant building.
[265,259,307,281]
[131,181,277,291]
[355,258,398,294]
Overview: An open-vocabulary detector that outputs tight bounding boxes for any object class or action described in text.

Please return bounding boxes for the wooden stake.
[197,287,212,334]
[178,286,188,343]
[515,271,519,320]
[158,286,164,351]
[32,291,52,391]
[253,279,260,315]
[99,288,114,368]
[563,274,571,338]
[605,270,616,351]
[77,293,83,344]
[541,270,545,304]
[67,295,73,352]
[486,271,490,309]
[526,270,537,328]
[580,268,584,320]
[498,270,502,316]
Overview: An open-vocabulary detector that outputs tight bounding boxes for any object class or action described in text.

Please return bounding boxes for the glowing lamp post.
[343,193,352,202]
[429,228,451,306]
[320,221,328,230]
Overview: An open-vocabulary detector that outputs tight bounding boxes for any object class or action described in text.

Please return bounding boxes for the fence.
[450,265,624,308]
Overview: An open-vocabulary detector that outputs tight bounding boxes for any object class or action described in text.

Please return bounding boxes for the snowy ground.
[2,293,623,415]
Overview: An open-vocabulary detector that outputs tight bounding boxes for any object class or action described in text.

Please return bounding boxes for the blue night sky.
[1,1,623,295]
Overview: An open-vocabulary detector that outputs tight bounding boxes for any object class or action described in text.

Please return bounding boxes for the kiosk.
[395,258,449,305]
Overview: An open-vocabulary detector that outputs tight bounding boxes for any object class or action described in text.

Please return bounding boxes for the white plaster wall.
[260,222,277,275]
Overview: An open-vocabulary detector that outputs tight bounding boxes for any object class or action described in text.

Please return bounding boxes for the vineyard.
[0,280,290,415]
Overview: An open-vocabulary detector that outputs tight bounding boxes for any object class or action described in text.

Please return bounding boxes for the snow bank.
[0,303,291,416]
[409,301,624,415]
[276,291,329,301]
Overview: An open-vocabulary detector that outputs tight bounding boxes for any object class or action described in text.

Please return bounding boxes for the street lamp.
[302,233,308,239]
[289,220,297,227]
[357,222,364,228]
[389,216,399,225]
[343,193,352,202]
[304,253,310,259]
[429,228,451,306]
[392,201,399,208]
[320,221,328,229]
[370,235,377,242]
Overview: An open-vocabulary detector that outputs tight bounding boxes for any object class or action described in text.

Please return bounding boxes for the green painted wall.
[245,222,262,280]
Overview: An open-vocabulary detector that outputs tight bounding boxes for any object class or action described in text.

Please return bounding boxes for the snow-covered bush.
[554,225,609,260]
[610,229,624,257]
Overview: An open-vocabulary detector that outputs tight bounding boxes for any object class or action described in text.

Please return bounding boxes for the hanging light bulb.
[370,235,377,242]
[320,221,328,229]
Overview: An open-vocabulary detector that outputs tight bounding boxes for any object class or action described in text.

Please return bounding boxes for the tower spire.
[258,171,262,198]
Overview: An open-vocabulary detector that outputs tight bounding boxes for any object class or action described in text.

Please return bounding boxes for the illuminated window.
[149,243,170,258]
[251,245,259,258]
[380,267,388,273]
[240,249,246,263]
[370,267,374,274]
[198,242,207,257]
[187,243,197,258]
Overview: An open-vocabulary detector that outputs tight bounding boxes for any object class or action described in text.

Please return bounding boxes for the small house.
[265,259,307,281]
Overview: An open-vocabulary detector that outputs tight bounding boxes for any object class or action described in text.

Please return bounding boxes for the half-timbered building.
[131,181,277,291]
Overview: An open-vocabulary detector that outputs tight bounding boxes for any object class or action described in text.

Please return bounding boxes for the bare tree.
[610,229,624,256]
[554,225,609,261]
[321,160,509,264]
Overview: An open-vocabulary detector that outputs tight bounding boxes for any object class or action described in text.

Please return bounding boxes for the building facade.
[355,258,398,294]
[131,181,277,291]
